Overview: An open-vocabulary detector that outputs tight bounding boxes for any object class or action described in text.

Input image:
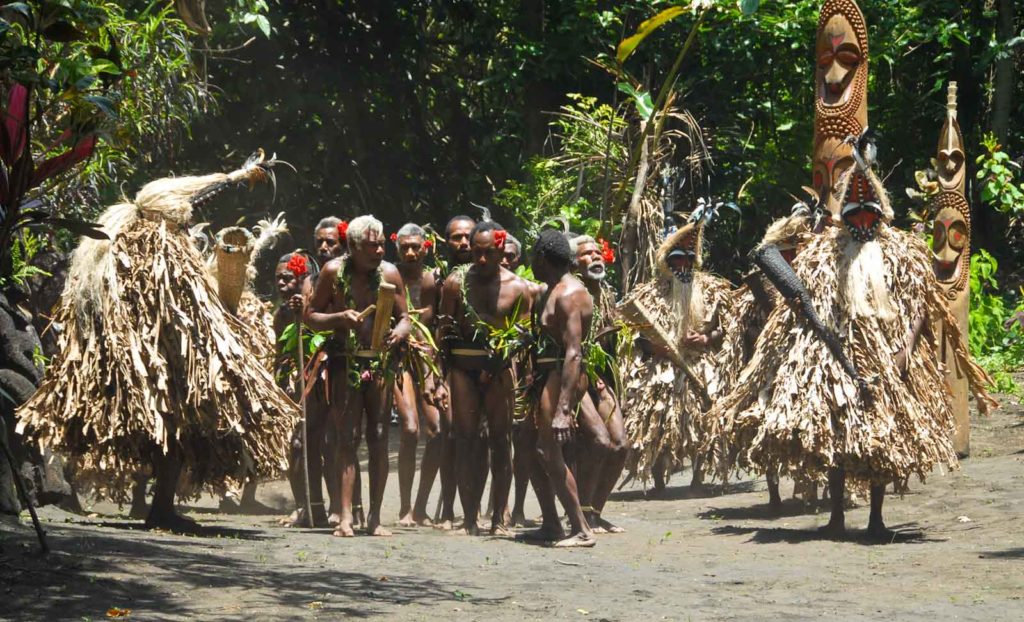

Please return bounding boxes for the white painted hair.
[569,234,596,257]
[315,216,341,232]
[397,223,425,240]
[505,232,522,256]
[347,214,383,248]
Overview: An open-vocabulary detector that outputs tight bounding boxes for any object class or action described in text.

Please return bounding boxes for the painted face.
[813,0,869,219]
[501,242,521,271]
[275,263,302,297]
[812,136,856,217]
[352,229,385,269]
[840,172,883,242]
[315,227,343,264]
[930,194,970,293]
[575,241,606,282]
[471,230,503,276]
[447,220,474,265]
[397,235,426,266]
[816,14,863,109]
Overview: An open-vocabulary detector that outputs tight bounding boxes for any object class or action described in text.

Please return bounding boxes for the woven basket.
[214,227,254,314]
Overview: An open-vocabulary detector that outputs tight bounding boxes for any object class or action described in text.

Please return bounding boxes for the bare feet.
[817,519,846,540]
[397,512,417,527]
[490,523,514,537]
[278,507,329,528]
[433,519,455,531]
[449,522,480,536]
[867,521,895,542]
[595,516,625,534]
[553,532,596,548]
[145,511,200,534]
[510,511,528,527]
[367,522,393,537]
[328,512,342,527]
[516,524,566,542]
[278,509,300,526]
[352,506,366,530]
[332,521,356,537]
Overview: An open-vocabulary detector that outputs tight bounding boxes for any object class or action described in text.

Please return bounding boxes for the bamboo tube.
[371,282,396,351]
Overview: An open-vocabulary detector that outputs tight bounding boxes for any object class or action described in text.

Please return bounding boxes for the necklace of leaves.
[455,264,530,362]
[335,257,390,387]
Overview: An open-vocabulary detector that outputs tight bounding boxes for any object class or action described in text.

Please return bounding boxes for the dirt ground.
[3,394,1024,622]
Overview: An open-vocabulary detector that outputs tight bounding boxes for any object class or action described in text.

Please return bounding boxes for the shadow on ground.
[1,520,495,619]
[610,479,757,502]
[710,522,944,546]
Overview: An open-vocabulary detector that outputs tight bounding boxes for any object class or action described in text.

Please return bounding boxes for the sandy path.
[3,397,1023,621]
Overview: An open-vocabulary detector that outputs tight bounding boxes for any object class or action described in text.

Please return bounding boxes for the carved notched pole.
[929,82,972,456]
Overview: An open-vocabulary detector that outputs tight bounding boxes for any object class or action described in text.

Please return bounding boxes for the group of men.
[272,214,627,547]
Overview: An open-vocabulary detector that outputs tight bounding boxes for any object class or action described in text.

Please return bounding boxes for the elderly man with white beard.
[568,235,628,532]
[618,218,735,492]
[713,135,997,539]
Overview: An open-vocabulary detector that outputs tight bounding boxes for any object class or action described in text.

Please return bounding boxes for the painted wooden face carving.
[816,15,863,109]
[813,0,869,218]
[931,197,969,289]
[936,112,966,193]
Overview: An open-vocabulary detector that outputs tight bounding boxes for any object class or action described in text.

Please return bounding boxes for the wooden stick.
[371,282,397,351]
[0,427,48,554]
[295,308,314,528]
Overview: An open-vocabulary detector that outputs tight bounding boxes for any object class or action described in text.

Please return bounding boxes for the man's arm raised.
[304,259,361,331]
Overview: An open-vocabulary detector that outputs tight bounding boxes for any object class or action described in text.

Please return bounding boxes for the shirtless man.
[501,233,522,271]
[279,218,347,528]
[391,223,447,526]
[431,215,474,530]
[522,230,595,547]
[438,221,532,535]
[571,235,627,533]
[306,215,412,536]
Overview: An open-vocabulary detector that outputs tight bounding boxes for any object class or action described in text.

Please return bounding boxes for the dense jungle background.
[1,0,1023,465]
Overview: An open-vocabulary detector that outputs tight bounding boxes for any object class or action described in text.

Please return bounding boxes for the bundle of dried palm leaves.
[618,271,735,484]
[712,226,995,489]
[16,167,298,502]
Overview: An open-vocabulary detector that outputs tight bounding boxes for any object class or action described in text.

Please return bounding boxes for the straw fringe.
[709,226,995,489]
[620,272,735,483]
[16,217,298,502]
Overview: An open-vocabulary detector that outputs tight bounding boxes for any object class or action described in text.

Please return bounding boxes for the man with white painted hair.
[306,215,412,537]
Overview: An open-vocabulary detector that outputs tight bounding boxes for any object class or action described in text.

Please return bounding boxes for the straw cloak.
[712,224,995,488]
[16,171,298,501]
[619,270,735,482]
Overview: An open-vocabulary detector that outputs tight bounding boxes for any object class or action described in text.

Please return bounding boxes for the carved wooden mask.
[812,0,869,218]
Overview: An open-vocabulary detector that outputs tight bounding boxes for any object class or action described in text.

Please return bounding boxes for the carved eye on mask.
[947,221,967,251]
[931,221,947,252]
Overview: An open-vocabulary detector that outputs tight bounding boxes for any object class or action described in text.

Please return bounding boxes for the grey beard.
[838,236,895,321]
[670,275,705,337]
[586,264,607,282]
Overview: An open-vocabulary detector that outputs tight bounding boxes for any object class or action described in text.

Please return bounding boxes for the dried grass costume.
[16,160,298,502]
[619,223,735,484]
[713,170,995,490]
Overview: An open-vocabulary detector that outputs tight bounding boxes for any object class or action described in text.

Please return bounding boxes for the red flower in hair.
[286,254,309,279]
[390,232,398,242]
[598,238,615,264]
[424,239,434,250]
[337,220,349,243]
[493,229,508,249]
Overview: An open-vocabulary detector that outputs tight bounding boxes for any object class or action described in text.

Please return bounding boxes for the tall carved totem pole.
[813,0,869,220]
[930,82,972,456]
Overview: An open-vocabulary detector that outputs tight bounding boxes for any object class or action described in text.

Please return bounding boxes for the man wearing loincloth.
[519,230,596,547]
[570,235,627,533]
[391,223,448,526]
[306,215,412,537]
[437,221,532,535]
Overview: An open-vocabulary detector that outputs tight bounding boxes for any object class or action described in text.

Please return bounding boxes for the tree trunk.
[991,0,1016,144]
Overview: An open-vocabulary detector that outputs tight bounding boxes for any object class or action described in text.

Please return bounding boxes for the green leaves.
[738,0,759,16]
[616,5,687,65]
[617,82,654,121]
